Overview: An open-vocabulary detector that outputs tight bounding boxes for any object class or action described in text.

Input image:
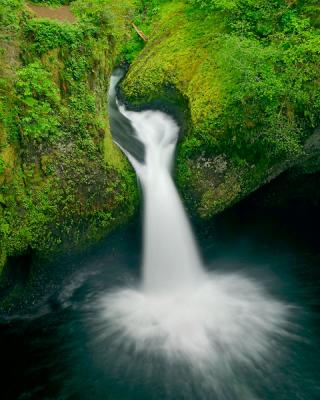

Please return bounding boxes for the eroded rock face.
[182,128,320,218]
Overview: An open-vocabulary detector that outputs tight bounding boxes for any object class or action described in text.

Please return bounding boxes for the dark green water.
[0,193,320,400]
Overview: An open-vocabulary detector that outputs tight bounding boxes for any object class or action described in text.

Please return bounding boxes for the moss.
[199,177,241,218]
[103,120,129,170]
[121,0,320,217]
[0,0,139,275]
[0,248,6,273]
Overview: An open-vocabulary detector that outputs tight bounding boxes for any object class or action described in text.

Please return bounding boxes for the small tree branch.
[131,22,148,42]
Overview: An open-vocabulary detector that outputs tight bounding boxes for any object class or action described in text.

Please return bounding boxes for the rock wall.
[0,0,138,272]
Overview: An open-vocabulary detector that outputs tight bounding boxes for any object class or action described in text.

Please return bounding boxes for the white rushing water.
[119,106,205,293]
[99,72,293,395]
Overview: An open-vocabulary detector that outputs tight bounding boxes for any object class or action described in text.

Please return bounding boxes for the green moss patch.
[122,0,320,217]
[0,0,139,272]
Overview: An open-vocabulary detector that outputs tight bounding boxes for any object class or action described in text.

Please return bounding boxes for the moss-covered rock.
[121,0,320,218]
[0,0,139,271]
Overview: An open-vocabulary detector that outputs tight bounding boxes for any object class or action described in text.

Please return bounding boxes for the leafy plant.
[14,62,61,141]
[24,18,84,55]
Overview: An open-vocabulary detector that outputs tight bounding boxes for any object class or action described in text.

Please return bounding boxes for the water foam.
[100,273,290,367]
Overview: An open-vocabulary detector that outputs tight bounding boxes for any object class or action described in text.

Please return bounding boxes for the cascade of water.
[100,71,292,395]
[109,69,204,292]
[119,106,205,293]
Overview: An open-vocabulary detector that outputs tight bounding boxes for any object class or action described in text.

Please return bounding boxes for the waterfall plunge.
[98,72,293,395]
[120,107,204,293]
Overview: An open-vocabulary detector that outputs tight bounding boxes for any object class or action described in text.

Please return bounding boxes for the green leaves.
[14,62,60,141]
[214,30,319,162]
[16,62,59,101]
[187,0,316,39]
[24,19,84,55]
[187,0,237,11]
[184,0,320,163]
[0,0,23,32]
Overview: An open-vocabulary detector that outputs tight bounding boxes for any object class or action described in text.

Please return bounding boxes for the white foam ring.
[100,273,290,367]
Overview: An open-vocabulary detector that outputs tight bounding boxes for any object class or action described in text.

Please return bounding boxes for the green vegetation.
[0,156,5,174]
[0,0,139,273]
[24,19,83,54]
[119,0,167,62]
[122,0,320,217]
[14,62,60,141]
[1,0,319,278]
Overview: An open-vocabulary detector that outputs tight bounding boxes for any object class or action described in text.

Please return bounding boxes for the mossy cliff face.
[121,0,320,218]
[0,0,139,272]
[1,0,320,275]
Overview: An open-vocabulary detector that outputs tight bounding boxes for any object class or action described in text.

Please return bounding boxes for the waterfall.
[119,107,204,293]
[109,69,204,292]
[98,70,293,397]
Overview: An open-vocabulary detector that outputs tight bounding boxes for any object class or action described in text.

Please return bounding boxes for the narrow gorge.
[0,1,319,399]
